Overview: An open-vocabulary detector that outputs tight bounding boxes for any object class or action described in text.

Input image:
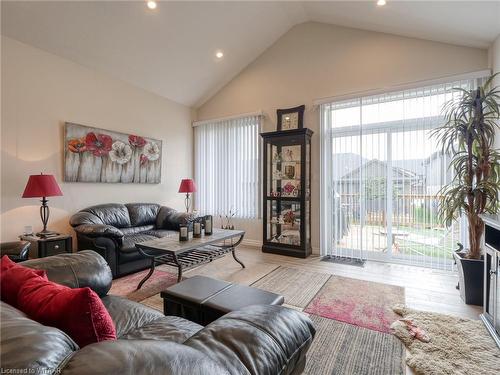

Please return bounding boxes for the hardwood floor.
[184,244,481,320]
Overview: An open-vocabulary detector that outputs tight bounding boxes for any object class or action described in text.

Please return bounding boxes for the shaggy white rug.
[391,305,500,375]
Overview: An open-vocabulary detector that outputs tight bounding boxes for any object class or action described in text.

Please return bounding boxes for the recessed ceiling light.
[147,1,157,10]
[215,51,224,59]
[377,0,386,6]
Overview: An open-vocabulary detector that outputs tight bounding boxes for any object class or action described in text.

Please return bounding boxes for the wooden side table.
[19,234,73,259]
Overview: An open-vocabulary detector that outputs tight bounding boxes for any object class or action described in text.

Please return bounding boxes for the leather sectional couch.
[0,251,316,374]
[70,203,193,278]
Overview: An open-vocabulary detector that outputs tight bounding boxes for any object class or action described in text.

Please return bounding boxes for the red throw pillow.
[18,277,116,347]
[0,255,47,307]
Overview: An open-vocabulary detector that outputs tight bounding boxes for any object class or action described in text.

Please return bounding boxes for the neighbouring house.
[423,151,453,195]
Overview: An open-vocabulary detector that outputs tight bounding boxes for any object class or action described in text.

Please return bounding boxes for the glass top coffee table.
[135,229,245,289]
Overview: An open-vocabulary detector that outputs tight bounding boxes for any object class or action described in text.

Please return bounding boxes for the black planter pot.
[453,251,484,306]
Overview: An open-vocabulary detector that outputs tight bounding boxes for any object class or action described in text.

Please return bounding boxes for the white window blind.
[194,114,261,219]
[320,73,489,270]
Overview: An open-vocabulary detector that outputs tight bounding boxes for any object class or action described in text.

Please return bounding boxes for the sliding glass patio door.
[320,75,487,270]
[328,130,390,262]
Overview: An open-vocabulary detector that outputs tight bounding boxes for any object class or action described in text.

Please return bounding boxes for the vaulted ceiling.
[2,1,499,107]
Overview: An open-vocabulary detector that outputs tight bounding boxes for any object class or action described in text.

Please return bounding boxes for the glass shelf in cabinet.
[266,196,301,200]
[272,160,301,164]
[270,178,301,182]
[269,221,301,226]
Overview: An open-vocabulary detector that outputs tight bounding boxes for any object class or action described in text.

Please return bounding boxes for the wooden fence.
[339,193,445,227]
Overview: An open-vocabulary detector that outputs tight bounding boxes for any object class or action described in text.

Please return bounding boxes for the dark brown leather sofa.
[0,241,30,262]
[0,251,315,375]
[70,203,193,278]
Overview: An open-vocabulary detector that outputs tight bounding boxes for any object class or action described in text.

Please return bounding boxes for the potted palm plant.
[432,74,500,305]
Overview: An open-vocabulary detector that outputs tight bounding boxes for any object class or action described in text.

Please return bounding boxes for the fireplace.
[481,214,500,348]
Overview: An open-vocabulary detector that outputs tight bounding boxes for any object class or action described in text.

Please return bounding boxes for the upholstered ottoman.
[161,275,284,325]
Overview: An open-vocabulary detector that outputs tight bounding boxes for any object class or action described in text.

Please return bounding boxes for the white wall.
[1,36,193,242]
[196,22,489,252]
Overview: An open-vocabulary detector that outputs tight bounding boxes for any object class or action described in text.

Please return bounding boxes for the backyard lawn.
[334,223,459,268]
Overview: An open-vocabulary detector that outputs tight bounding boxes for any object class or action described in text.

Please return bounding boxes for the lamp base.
[36,197,59,238]
[36,230,59,238]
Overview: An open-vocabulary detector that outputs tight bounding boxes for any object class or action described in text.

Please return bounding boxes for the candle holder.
[179,224,189,241]
[204,215,213,235]
[193,221,202,238]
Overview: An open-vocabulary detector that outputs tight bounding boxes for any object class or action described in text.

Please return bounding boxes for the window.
[320,73,488,270]
[194,114,261,219]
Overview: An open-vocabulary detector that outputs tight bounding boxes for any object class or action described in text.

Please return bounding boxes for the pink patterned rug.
[109,268,178,302]
[304,276,404,334]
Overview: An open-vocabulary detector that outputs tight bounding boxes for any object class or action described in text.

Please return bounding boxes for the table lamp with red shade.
[178,178,196,212]
[22,173,63,237]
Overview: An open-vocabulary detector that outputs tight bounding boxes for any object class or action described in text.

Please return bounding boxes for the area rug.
[188,260,280,286]
[115,264,405,374]
[109,268,178,302]
[140,293,164,311]
[251,266,331,308]
[391,304,500,375]
[304,275,404,334]
[305,315,404,375]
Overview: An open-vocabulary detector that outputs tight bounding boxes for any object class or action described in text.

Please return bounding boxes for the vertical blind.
[320,74,488,270]
[194,114,261,219]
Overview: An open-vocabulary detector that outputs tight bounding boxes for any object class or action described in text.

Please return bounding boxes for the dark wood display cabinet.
[261,128,313,258]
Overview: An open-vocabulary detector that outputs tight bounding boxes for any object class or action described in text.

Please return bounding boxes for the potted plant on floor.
[432,74,500,306]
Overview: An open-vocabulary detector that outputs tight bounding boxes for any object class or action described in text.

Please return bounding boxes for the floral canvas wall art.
[64,123,162,183]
